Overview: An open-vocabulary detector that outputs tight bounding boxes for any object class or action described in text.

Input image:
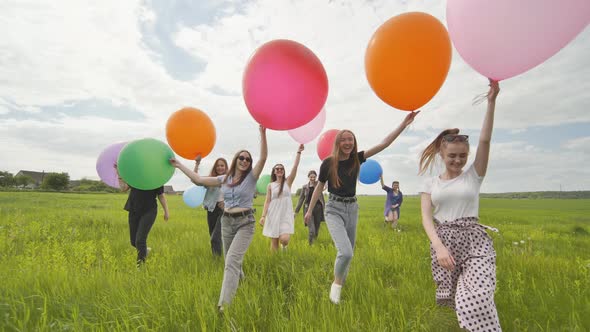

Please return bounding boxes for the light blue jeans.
[324,199,359,283]
[218,213,255,306]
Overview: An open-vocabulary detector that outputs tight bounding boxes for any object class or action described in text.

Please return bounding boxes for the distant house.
[15,170,47,188]
[164,185,176,194]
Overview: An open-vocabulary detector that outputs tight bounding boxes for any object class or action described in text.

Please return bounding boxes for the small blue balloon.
[359,159,383,184]
[183,185,207,208]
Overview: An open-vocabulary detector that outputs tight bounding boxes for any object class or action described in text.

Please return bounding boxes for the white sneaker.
[329,283,342,304]
[146,247,152,257]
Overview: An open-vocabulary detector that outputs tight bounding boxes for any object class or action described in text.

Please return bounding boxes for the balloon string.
[471,91,488,106]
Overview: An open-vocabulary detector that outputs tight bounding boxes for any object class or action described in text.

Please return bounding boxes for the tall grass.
[0,192,588,331]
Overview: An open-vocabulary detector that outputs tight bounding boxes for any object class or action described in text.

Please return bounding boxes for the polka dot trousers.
[430,217,501,332]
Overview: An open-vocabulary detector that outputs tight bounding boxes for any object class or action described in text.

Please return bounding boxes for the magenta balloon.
[288,108,326,144]
[243,39,329,130]
[316,129,339,161]
[96,142,127,188]
[447,0,590,80]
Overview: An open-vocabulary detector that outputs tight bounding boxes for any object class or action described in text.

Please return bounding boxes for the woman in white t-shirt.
[419,80,501,332]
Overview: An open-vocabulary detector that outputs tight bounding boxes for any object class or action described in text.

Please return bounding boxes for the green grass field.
[0,192,588,331]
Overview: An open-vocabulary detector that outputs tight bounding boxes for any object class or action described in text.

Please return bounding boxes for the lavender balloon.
[96,142,127,188]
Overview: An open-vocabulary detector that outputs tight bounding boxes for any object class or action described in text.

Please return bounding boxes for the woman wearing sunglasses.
[419,80,501,331]
[304,112,418,304]
[170,125,267,312]
[260,144,304,252]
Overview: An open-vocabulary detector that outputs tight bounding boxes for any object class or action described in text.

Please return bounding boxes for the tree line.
[0,171,117,192]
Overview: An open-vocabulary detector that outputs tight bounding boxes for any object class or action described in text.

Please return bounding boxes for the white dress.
[262,182,295,238]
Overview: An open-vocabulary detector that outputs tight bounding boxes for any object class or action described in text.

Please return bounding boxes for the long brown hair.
[209,158,228,177]
[329,129,360,188]
[270,163,286,196]
[418,128,469,175]
[223,150,253,187]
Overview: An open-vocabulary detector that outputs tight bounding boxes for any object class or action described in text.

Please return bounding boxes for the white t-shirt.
[420,164,483,222]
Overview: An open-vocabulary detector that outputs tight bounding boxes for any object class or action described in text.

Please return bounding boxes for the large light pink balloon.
[288,108,326,144]
[316,129,339,161]
[96,142,127,188]
[447,0,590,80]
[243,39,329,130]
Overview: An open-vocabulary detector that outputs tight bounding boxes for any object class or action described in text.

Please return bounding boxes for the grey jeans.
[218,213,255,306]
[324,199,359,283]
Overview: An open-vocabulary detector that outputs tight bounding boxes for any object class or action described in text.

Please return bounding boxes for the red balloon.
[243,39,329,130]
[317,129,339,161]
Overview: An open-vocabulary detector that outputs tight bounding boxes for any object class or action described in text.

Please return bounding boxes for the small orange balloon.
[166,107,216,159]
[365,12,452,111]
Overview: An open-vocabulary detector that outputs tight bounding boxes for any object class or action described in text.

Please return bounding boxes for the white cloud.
[0,0,588,194]
[563,136,590,154]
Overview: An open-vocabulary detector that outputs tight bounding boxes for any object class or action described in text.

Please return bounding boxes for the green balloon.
[117,138,175,190]
[256,174,272,194]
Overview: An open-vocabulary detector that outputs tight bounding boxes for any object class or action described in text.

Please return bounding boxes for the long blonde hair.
[329,130,360,188]
[418,128,469,175]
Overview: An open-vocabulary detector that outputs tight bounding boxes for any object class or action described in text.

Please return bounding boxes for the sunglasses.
[442,134,469,143]
[274,167,284,171]
[238,156,252,163]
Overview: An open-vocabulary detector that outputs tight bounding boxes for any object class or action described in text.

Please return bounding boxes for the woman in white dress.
[260,144,304,251]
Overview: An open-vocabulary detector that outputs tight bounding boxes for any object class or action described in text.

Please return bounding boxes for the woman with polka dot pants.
[419,80,501,331]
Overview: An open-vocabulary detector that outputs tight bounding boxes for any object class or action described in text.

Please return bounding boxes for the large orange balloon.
[166,107,216,159]
[365,12,452,111]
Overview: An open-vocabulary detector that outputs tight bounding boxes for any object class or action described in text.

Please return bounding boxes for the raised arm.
[474,79,500,177]
[304,181,325,225]
[169,158,220,187]
[380,174,385,188]
[252,125,268,179]
[259,184,272,226]
[114,163,129,192]
[365,111,419,159]
[191,155,202,185]
[286,144,304,188]
[421,193,454,271]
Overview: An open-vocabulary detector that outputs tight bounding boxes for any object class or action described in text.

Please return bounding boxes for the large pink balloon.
[243,39,329,130]
[288,108,326,144]
[447,0,590,80]
[316,129,339,161]
[96,142,127,188]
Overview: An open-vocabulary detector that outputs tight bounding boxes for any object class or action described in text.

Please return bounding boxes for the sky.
[1,0,589,195]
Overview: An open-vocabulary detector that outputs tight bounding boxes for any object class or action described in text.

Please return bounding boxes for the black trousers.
[128,208,157,263]
[306,204,323,245]
[207,205,223,256]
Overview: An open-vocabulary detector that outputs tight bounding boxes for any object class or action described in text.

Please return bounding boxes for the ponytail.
[418,128,459,175]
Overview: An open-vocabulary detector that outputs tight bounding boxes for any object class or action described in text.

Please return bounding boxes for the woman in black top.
[116,165,169,266]
[304,112,418,304]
